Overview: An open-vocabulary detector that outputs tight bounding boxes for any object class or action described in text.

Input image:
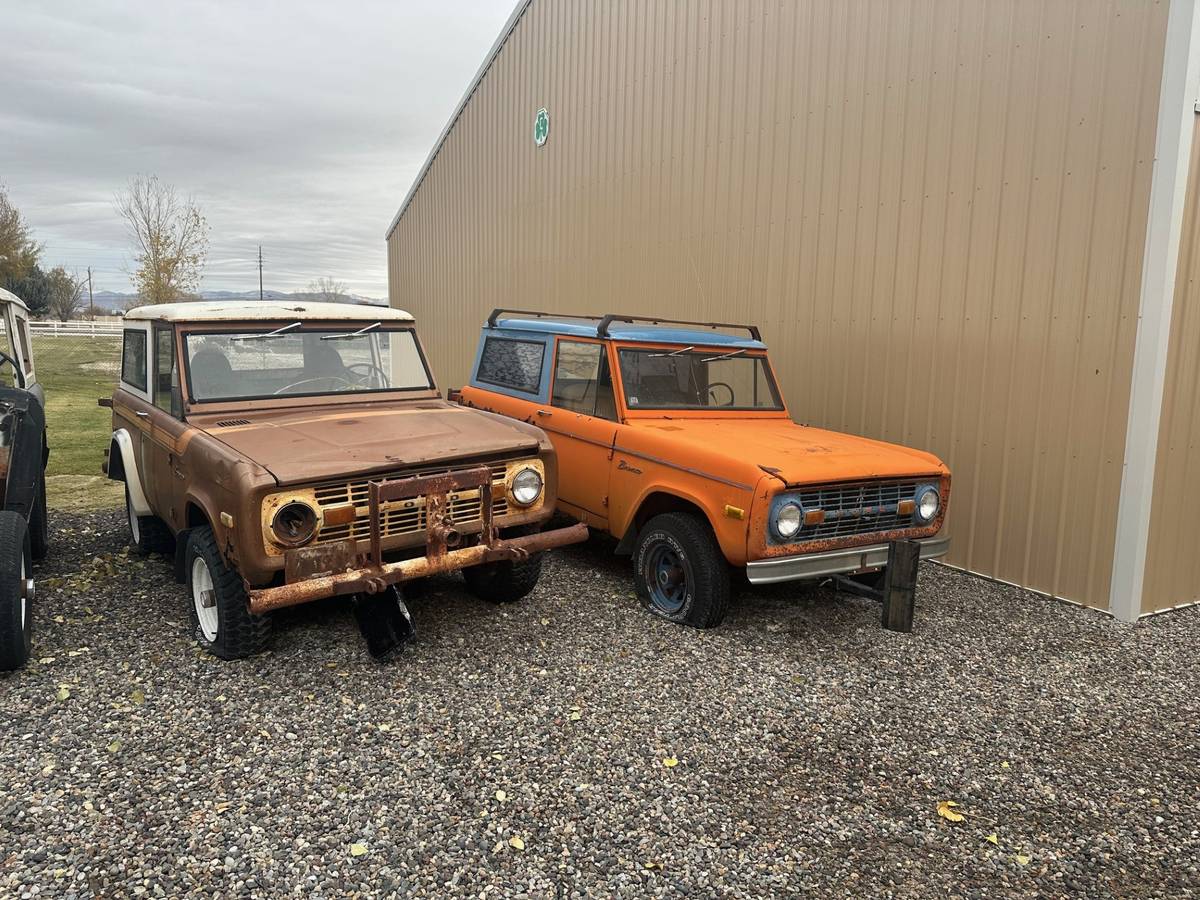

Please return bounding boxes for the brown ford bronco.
[102,301,586,660]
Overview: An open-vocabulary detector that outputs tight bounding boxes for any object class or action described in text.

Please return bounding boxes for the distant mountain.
[85,289,386,312]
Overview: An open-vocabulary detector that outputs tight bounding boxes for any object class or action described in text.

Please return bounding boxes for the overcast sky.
[1,0,514,298]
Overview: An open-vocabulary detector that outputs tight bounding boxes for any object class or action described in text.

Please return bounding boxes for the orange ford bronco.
[102,302,585,660]
[457,311,950,629]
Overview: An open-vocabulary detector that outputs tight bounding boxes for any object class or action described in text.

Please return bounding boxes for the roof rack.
[486,308,762,342]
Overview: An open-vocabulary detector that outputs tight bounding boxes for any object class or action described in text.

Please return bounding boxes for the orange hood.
[629,417,946,486]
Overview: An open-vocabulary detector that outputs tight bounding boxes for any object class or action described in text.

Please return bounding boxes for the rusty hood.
[631,417,947,486]
[190,401,543,485]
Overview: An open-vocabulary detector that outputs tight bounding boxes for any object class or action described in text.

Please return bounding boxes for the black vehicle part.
[0,510,33,671]
[832,539,921,633]
[0,387,46,523]
[353,586,415,661]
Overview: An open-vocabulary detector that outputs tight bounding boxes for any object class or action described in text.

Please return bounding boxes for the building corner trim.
[1109,0,1200,622]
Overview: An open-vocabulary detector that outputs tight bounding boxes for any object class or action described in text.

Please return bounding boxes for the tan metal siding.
[1144,114,1200,614]
[388,0,1168,609]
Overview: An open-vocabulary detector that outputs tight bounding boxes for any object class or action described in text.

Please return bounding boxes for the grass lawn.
[33,335,125,510]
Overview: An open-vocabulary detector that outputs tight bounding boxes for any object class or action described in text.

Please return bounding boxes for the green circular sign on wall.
[533,107,549,147]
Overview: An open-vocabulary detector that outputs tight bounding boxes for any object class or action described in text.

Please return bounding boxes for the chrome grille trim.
[793,478,927,541]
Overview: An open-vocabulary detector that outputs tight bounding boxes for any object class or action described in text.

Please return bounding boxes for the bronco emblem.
[617,459,643,475]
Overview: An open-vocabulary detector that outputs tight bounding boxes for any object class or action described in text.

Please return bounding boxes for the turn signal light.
[803,509,826,526]
[322,503,358,527]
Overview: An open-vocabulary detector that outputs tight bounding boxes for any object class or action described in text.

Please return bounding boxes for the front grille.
[792,478,931,542]
[312,460,511,545]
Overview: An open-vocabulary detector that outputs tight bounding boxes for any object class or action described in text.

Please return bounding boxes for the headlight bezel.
[270,499,320,547]
[914,484,941,524]
[509,465,544,507]
[772,500,803,541]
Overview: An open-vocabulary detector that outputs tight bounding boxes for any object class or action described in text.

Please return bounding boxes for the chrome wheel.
[127,490,141,546]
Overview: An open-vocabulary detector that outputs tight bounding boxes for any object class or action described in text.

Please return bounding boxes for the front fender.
[110,429,152,516]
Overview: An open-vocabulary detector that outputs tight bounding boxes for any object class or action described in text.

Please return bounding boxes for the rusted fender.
[247,522,588,614]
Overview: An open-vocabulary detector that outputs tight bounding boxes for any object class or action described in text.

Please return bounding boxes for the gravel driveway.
[2,509,1198,898]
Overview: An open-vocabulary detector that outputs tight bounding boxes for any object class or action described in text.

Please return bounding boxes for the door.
[148,326,188,527]
[541,339,619,524]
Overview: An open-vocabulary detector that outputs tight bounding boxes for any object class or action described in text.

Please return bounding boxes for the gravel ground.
[2,509,1198,899]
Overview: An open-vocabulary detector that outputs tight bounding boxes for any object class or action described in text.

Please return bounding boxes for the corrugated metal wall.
[1144,114,1200,614]
[388,0,1169,609]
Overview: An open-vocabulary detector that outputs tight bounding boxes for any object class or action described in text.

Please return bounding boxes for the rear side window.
[122,329,147,392]
[476,337,544,393]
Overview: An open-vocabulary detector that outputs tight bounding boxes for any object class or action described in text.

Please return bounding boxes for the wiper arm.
[648,345,694,358]
[231,322,302,341]
[321,322,381,341]
[701,348,746,363]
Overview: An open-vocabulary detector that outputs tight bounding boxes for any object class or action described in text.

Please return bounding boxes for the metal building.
[387,0,1200,619]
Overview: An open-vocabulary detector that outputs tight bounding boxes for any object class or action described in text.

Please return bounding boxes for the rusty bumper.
[247,464,587,614]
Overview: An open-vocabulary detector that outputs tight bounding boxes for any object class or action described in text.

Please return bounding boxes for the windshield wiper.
[648,345,694,358]
[320,322,381,341]
[701,348,747,363]
[231,322,302,341]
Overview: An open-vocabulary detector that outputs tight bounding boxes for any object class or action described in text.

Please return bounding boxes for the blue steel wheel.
[632,512,731,628]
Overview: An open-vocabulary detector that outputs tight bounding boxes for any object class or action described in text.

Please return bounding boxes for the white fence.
[29,320,125,337]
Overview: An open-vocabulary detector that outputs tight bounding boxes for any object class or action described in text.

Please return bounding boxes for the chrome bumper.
[745,536,950,585]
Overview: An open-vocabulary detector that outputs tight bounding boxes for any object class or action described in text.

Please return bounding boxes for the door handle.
[135,411,150,418]
[536,409,552,417]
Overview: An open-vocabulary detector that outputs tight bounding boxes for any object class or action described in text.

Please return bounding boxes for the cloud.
[1,0,515,298]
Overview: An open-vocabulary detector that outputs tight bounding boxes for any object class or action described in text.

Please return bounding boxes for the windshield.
[617,347,783,411]
[184,327,432,402]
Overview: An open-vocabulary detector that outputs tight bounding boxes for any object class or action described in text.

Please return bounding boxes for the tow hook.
[352,586,416,661]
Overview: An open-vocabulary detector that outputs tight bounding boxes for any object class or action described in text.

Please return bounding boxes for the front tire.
[126,485,173,555]
[0,511,33,671]
[633,512,730,628]
[186,525,271,660]
[462,527,544,604]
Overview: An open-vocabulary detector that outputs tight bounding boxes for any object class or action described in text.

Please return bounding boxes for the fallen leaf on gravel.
[56,686,70,701]
[644,861,662,870]
[38,657,55,664]
[985,833,999,845]
[569,708,582,721]
[662,756,678,768]
[1015,854,1030,866]
[540,618,550,626]
[1001,761,1010,769]
[508,836,525,851]
[350,843,367,857]
[378,724,391,732]
[495,790,507,802]
[130,689,145,706]
[936,801,964,822]
[106,740,122,753]
[53,615,65,624]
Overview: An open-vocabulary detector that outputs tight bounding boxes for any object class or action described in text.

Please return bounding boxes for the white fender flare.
[111,429,152,516]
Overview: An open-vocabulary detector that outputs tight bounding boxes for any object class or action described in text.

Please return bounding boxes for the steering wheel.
[345,362,390,389]
[0,351,24,389]
[273,375,355,395]
[707,382,735,407]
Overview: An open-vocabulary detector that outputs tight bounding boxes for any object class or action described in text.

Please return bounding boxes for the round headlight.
[915,486,940,524]
[271,501,319,546]
[510,466,544,507]
[774,501,803,540]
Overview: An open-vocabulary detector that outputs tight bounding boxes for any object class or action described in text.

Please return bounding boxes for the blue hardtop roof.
[491,316,767,350]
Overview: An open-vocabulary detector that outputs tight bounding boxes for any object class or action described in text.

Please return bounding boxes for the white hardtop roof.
[0,288,30,311]
[124,300,414,323]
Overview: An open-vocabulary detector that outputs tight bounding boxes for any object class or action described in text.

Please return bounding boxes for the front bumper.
[745,536,950,585]
[247,464,587,614]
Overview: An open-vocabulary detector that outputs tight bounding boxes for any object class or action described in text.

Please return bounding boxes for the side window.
[153,328,181,416]
[476,337,545,394]
[551,341,617,420]
[122,329,148,392]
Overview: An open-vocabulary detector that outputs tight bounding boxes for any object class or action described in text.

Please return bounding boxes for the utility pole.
[87,267,94,320]
[258,245,264,300]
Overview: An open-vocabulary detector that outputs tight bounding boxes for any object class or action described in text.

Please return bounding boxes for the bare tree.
[46,266,85,321]
[0,185,41,286]
[308,276,348,303]
[115,175,209,303]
